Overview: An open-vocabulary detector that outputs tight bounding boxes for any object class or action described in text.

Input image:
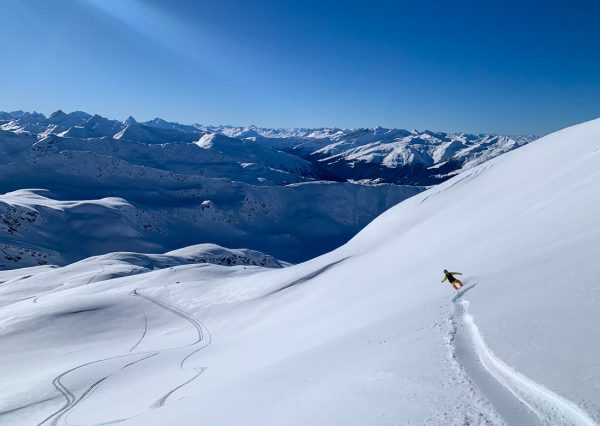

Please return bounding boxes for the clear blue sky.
[1,0,599,134]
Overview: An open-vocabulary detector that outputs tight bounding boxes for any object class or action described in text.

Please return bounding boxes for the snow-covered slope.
[0,180,420,267]
[0,118,598,425]
[0,189,136,268]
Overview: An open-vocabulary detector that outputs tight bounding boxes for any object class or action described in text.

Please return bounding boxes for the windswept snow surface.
[1,118,599,425]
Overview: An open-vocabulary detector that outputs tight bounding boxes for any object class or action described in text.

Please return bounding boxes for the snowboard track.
[34,288,211,426]
[452,283,598,426]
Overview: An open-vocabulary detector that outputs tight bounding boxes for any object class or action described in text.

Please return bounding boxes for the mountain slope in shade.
[0,178,421,267]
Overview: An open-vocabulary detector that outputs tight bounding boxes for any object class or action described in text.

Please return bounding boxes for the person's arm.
[450,272,462,275]
[441,276,447,283]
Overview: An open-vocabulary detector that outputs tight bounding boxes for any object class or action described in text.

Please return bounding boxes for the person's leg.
[452,282,459,290]
[456,279,463,288]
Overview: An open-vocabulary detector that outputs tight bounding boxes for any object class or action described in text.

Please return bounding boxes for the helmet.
[443,269,448,273]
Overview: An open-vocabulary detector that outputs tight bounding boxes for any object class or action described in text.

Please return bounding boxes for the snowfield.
[0,117,598,425]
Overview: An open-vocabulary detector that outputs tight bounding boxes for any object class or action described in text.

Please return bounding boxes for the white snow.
[0,117,598,425]
[460,299,596,426]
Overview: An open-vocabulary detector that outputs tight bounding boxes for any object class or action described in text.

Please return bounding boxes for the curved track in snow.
[131,290,205,346]
[131,289,212,408]
[452,284,597,426]
[129,309,148,353]
[36,352,154,426]
[35,288,211,426]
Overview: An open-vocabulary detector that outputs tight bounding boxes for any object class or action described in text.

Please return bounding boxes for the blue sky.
[1,0,599,134]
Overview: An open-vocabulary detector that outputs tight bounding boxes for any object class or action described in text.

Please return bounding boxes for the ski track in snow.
[36,349,166,426]
[34,288,211,426]
[453,284,598,426]
[128,309,148,353]
[36,355,130,426]
[132,289,212,408]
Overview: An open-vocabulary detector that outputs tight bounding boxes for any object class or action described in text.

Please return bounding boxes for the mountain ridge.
[1,109,536,185]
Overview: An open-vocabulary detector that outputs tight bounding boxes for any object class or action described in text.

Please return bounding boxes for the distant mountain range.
[0,110,536,185]
[0,110,536,267]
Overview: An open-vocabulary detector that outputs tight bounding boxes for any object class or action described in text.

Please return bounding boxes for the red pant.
[452,280,463,290]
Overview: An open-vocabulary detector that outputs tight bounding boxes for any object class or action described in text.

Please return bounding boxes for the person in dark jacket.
[442,269,463,291]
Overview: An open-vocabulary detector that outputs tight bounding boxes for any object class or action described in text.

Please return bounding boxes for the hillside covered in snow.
[0,110,533,268]
[0,117,598,425]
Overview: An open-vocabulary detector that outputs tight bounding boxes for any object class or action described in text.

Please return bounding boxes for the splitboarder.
[442,269,463,291]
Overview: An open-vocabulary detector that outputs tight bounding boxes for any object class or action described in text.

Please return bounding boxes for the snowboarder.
[442,269,463,291]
